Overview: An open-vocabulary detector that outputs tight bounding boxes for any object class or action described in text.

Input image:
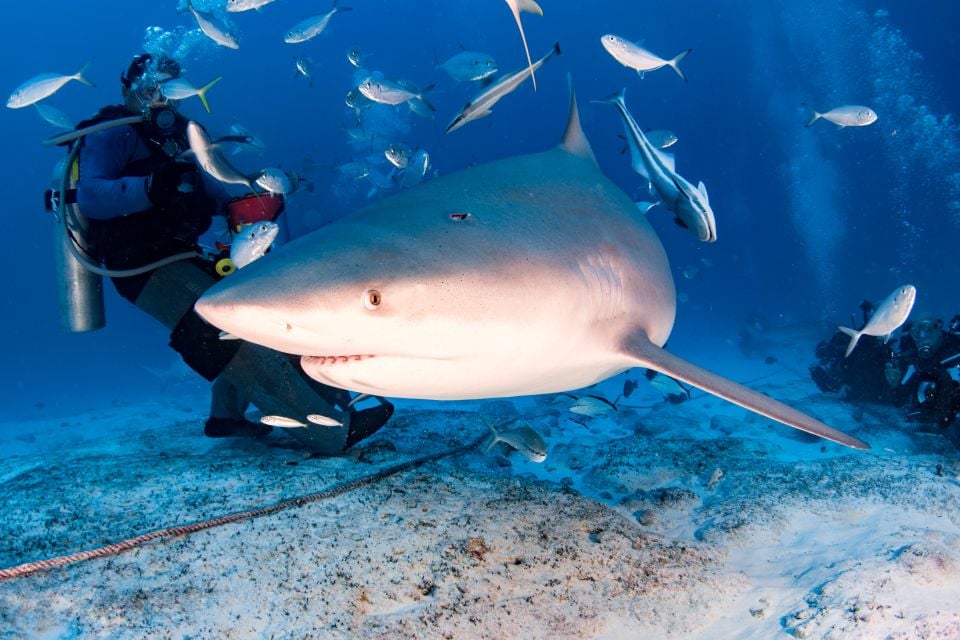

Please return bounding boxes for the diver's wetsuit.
[810,332,894,404]
[73,107,364,453]
[890,333,960,428]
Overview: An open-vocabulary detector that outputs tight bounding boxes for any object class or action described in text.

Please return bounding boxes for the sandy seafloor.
[2,335,960,640]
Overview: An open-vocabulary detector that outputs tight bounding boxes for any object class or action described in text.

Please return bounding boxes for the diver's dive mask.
[911,319,944,357]
[121,53,180,115]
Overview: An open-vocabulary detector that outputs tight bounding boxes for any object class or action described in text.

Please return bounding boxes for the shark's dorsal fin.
[559,74,597,166]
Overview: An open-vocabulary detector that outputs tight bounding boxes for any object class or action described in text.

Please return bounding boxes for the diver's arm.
[75,126,153,219]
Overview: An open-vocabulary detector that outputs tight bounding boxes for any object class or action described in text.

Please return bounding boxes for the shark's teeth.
[303,354,376,365]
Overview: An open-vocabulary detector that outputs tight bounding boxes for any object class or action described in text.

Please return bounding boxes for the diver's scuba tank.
[49,148,106,333]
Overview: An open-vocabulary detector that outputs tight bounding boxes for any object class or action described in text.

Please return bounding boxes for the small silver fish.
[645,129,678,149]
[338,161,370,180]
[347,48,366,68]
[227,0,277,12]
[187,121,260,196]
[34,103,73,129]
[804,104,878,128]
[838,284,916,356]
[231,221,280,269]
[285,1,352,44]
[260,415,307,428]
[397,149,430,188]
[186,0,239,49]
[645,370,691,400]
[359,76,434,110]
[294,57,314,86]
[601,34,690,81]
[161,77,222,113]
[255,167,293,195]
[7,61,94,109]
[483,417,547,462]
[229,124,266,153]
[385,143,412,169]
[568,395,618,417]
[306,414,343,427]
[438,51,498,82]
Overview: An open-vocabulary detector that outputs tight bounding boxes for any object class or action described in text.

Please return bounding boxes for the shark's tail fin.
[623,331,870,450]
[506,0,543,91]
[592,87,627,108]
[669,49,691,82]
[837,326,862,357]
[802,103,822,127]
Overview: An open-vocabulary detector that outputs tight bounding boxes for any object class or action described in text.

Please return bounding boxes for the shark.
[195,79,868,450]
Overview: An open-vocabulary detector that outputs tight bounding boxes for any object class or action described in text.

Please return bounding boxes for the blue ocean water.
[0,0,958,422]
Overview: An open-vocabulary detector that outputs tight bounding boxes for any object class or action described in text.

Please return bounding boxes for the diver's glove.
[147,162,200,206]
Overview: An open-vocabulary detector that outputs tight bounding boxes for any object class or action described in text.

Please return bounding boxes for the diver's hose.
[0,431,487,581]
[42,115,146,147]
[56,126,201,278]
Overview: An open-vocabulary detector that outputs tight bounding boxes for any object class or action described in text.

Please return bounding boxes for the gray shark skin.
[196,80,868,450]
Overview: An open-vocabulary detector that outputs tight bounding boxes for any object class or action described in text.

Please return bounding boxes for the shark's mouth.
[302,354,377,366]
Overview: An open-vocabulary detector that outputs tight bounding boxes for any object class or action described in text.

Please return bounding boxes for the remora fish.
[803,104,878,128]
[483,417,547,462]
[503,0,544,91]
[7,61,94,108]
[446,42,561,134]
[838,284,916,356]
[186,121,260,196]
[285,1,352,44]
[195,77,869,451]
[597,88,717,243]
[185,0,239,49]
[600,35,691,82]
[231,221,280,268]
[161,77,222,113]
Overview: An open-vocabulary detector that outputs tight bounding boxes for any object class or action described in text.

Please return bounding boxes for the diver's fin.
[623,330,870,450]
[837,326,861,357]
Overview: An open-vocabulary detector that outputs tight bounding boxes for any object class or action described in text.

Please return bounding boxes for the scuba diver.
[46,53,393,452]
[885,313,960,429]
[809,300,895,404]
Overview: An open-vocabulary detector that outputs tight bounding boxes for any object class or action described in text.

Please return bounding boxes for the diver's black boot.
[344,401,395,449]
[204,417,273,438]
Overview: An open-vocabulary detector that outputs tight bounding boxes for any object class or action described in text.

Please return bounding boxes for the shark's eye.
[364,289,382,310]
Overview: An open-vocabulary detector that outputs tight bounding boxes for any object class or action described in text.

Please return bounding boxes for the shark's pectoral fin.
[622,331,870,450]
[559,74,597,165]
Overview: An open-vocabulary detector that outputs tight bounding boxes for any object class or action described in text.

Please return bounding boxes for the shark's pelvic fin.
[559,74,597,165]
[622,330,870,450]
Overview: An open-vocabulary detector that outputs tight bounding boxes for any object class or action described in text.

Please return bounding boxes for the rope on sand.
[0,433,487,582]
